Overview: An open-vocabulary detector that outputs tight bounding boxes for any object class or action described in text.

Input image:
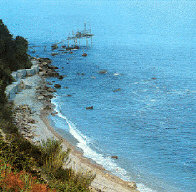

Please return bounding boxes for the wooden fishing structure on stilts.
[67,23,94,50]
[49,23,93,56]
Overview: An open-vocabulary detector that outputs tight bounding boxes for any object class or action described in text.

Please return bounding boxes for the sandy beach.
[12,60,139,192]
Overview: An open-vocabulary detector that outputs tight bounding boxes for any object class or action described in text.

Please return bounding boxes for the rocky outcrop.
[38,59,60,78]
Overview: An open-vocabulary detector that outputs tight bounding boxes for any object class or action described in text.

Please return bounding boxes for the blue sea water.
[1,0,196,191]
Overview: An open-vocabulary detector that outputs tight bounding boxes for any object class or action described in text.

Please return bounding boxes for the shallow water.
[1,0,196,191]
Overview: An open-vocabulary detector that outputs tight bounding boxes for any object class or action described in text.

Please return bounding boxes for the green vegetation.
[0,20,95,191]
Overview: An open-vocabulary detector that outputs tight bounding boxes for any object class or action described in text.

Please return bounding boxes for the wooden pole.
[86,37,88,47]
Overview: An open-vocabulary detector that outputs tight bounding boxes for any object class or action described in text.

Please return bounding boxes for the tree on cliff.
[0,19,31,71]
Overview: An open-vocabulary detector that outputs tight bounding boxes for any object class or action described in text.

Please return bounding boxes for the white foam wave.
[113,72,120,76]
[51,97,130,180]
[51,97,157,192]
[137,183,157,192]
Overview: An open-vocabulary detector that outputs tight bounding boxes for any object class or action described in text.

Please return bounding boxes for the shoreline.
[12,58,139,192]
[40,110,138,192]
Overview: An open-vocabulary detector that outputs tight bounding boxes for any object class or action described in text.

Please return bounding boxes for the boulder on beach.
[44,105,52,110]
[42,62,48,66]
[38,96,44,100]
[127,182,137,189]
[86,106,93,110]
[54,84,61,89]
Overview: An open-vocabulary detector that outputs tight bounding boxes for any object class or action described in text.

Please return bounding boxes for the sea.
[1,0,196,191]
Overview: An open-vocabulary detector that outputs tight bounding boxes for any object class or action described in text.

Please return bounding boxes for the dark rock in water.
[51,112,58,116]
[38,58,51,63]
[81,73,85,75]
[48,65,58,70]
[47,94,53,99]
[48,72,60,77]
[51,52,58,56]
[69,51,73,54]
[82,53,87,57]
[58,75,64,80]
[62,45,66,48]
[113,88,121,92]
[99,70,107,74]
[51,44,58,50]
[152,77,157,80]
[111,156,118,159]
[54,84,61,89]
[66,94,72,97]
[64,86,69,89]
[86,106,93,110]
